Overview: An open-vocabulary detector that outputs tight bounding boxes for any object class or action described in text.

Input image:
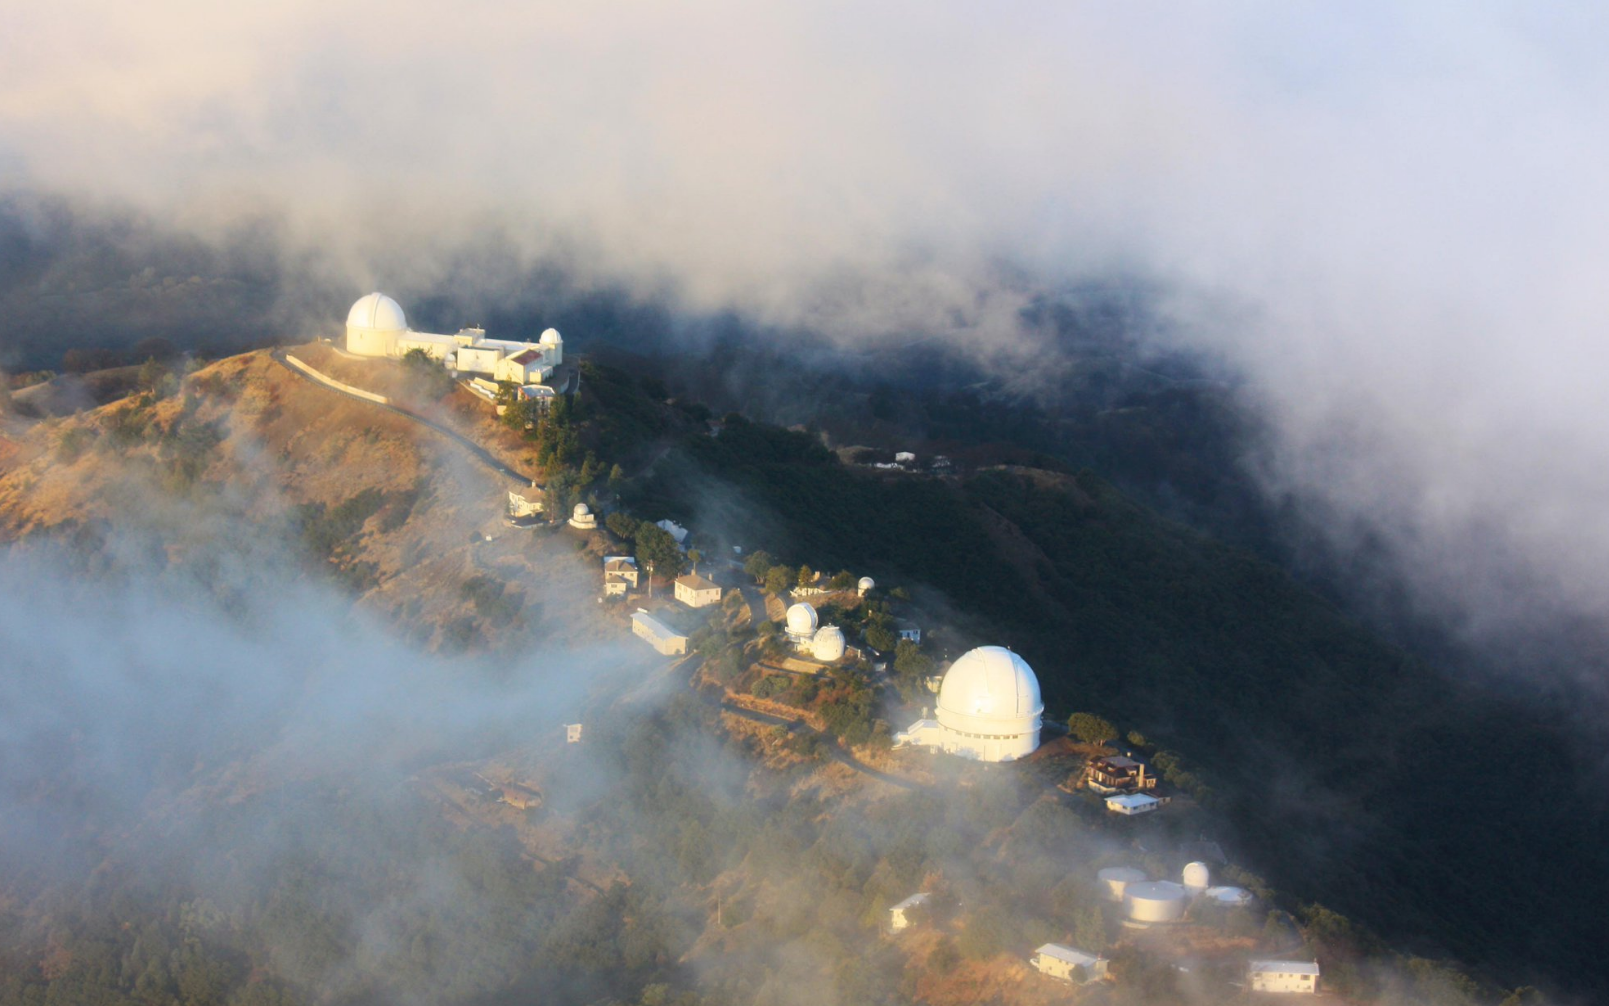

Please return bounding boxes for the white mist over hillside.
[4,3,1609,653]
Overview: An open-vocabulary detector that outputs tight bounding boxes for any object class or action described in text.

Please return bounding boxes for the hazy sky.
[5,2,1609,650]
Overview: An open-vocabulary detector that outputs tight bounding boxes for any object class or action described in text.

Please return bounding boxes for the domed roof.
[786,602,818,636]
[347,292,407,332]
[857,576,876,591]
[573,503,591,517]
[1182,862,1210,890]
[812,625,846,661]
[937,646,1042,724]
[540,327,563,345]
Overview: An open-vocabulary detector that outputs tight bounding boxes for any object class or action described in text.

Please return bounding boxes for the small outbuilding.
[1031,944,1107,983]
[887,892,930,933]
[1105,793,1163,815]
[1087,754,1156,794]
[1248,960,1320,994]
[604,557,639,597]
[631,609,688,655]
[674,572,722,608]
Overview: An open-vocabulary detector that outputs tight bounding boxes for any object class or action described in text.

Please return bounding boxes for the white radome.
[540,327,563,345]
[811,625,846,662]
[786,602,819,638]
[347,292,408,332]
[573,503,591,518]
[1182,862,1210,891]
[857,576,876,594]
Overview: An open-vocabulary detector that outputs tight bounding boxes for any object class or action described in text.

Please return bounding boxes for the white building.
[569,503,597,530]
[604,557,638,597]
[893,646,1043,762]
[1106,793,1162,815]
[508,487,543,518]
[895,451,916,464]
[674,572,721,608]
[1031,944,1107,983]
[655,518,689,545]
[1182,862,1210,892]
[565,723,583,743]
[887,892,929,933]
[857,576,875,596]
[631,609,687,655]
[345,292,563,379]
[1248,961,1320,994]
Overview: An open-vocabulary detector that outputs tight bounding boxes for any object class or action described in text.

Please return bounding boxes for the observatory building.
[894,646,1043,762]
[344,292,563,382]
[783,602,848,664]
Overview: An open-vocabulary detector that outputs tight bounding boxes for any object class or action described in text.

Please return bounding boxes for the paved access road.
[271,349,532,486]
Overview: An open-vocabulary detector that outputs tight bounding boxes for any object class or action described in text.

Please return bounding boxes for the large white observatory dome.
[540,327,563,345]
[811,625,846,662]
[785,602,819,640]
[933,643,1042,737]
[348,292,407,332]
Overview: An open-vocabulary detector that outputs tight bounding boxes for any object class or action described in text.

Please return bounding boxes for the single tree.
[1068,712,1118,746]
[743,550,775,582]
[764,565,795,595]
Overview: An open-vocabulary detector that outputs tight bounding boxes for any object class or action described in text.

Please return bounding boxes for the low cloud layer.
[5,3,1609,655]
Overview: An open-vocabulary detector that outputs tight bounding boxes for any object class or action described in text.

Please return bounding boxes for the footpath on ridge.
[271,349,532,487]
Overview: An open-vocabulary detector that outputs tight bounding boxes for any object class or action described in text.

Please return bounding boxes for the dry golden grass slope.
[0,346,612,653]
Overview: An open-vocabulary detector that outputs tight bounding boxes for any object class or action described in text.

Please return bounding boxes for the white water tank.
[1182,862,1210,891]
[1097,866,1148,902]
[1125,881,1188,923]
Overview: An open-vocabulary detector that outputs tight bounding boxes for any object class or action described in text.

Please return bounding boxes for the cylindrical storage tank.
[1205,886,1252,907]
[1182,862,1210,891]
[857,576,876,595]
[812,625,846,662]
[1097,866,1148,902]
[1124,881,1188,923]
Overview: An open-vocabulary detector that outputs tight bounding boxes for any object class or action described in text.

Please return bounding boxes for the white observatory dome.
[937,646,1042,733]
[1182,862,1210,891]
[857,576,876,594]
[540,327,563,345]
[1097,866,1149,902]
[573,503,591,518]
[1124,881,1188,924]
[811,625,846,662]
[347,292,407,332]
[785,602,819,639]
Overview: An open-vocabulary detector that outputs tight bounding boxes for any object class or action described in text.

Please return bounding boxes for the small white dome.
[540,327,563,345]
[1182,862,1210,890]
[857,576,876,592]
[786,602,818,637]
[347,292,407,332]
[573,503,591,517]
[812,625,846,661]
